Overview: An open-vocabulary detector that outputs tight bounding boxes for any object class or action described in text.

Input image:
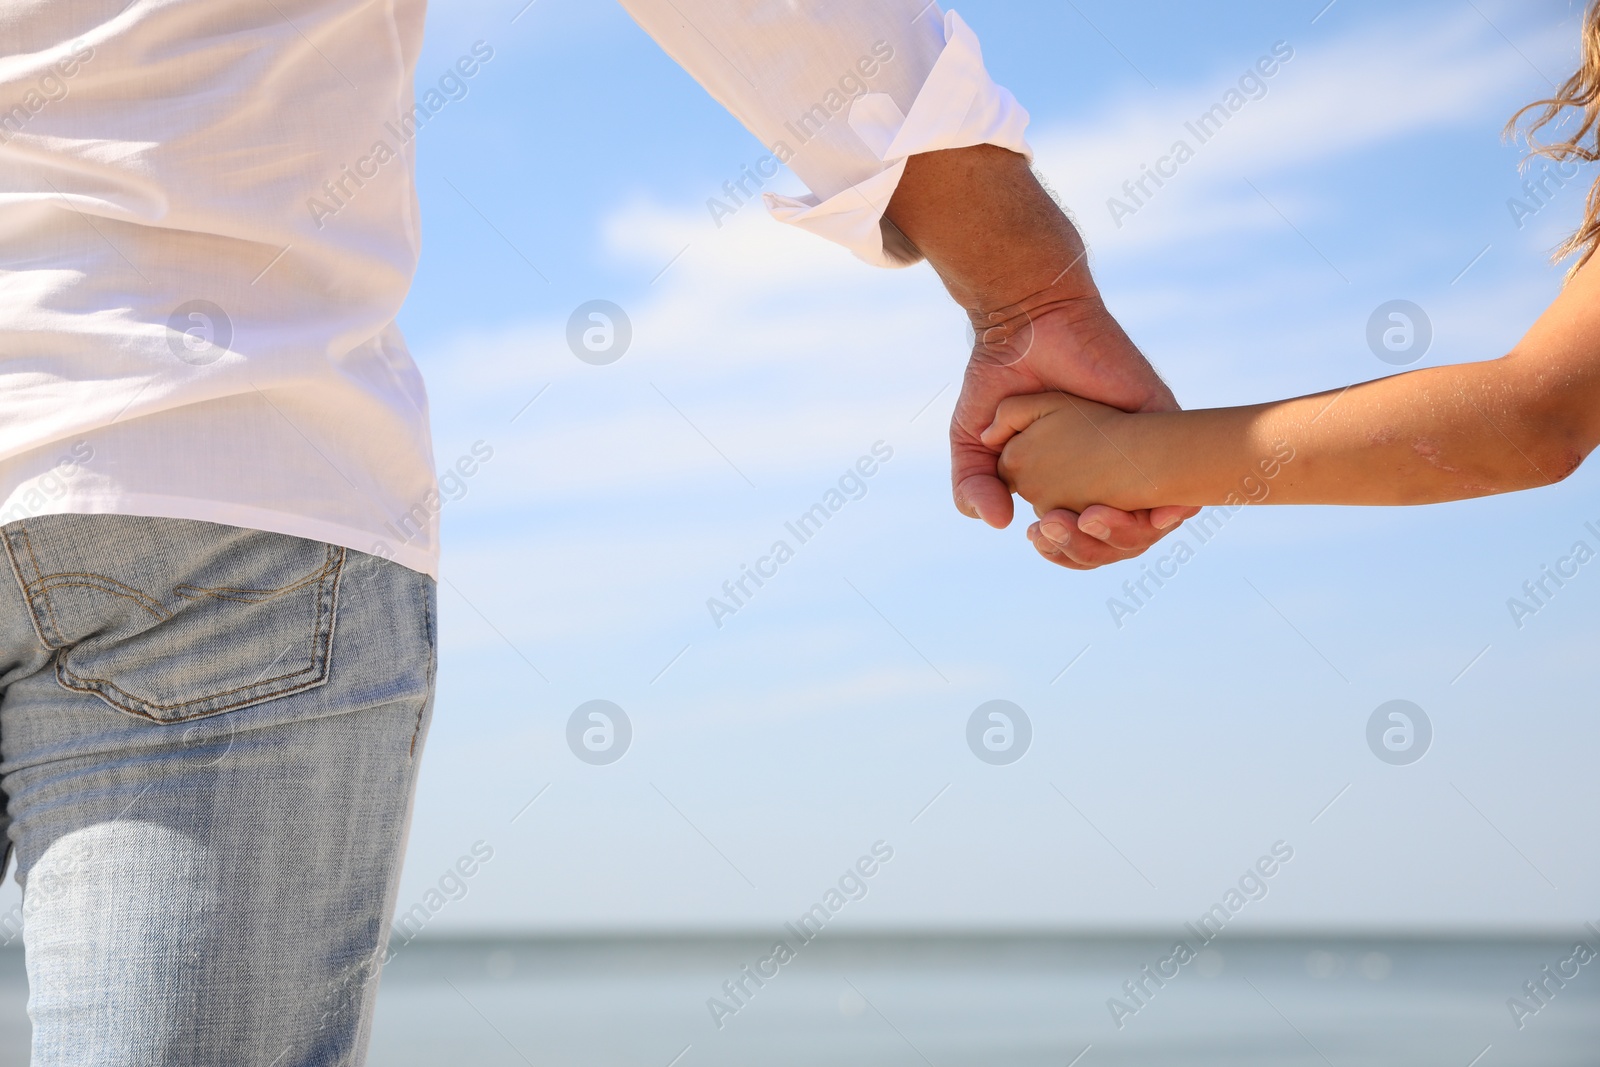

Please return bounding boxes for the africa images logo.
[1366,700,1431,766]
[966,700,1032,765]
[567,700,632,766]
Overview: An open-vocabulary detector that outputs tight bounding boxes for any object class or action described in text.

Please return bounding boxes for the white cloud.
[421,197,964,506]
[1033,7,1575,254]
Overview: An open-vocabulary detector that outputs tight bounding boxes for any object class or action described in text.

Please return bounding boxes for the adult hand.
[887,145,1196,569]
[953,296,1197,569]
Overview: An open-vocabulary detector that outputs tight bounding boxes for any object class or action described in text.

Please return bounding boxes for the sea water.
[0,936,1591,1064]
[365,934,1598,1067]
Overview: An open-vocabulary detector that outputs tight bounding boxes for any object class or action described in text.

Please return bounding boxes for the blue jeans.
[0,515,435,1065]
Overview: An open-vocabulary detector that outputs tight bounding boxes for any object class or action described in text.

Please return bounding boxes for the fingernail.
[1041,521,1071,542]
[1154,515,1180,530]
[1081,520,1111,539]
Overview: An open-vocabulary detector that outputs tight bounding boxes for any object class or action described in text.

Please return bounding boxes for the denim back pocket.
[2,515,344,723]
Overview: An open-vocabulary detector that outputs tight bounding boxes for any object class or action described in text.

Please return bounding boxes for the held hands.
[982,392,1158,517]
[883,145,1194,570]
[949,299,1197,570]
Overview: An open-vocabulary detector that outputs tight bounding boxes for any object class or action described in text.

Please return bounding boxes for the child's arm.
[983,258,1600,515]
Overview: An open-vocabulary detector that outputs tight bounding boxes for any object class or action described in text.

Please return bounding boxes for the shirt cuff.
[762,10,1032,269]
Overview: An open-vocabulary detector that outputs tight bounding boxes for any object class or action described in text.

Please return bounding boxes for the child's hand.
[981,392,1160,516]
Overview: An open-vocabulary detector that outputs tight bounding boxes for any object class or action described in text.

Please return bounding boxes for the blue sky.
[372,0,1600,933]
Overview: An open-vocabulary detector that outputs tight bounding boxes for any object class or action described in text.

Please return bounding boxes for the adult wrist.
[886,144,1103,318]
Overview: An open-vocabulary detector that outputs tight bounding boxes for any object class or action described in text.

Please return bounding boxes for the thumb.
[979,393,1066,452]
[954,470,1016,529]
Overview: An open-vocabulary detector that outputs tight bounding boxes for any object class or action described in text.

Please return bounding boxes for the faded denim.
[0,515,435,1066]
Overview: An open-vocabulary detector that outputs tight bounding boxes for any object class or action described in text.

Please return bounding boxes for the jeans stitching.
[55,657,323,707]
[173,555,341,603]
[1,523,56,653]
[52,664,331,722]
[53,543,346,721]
[23,571,168,611]
[16,525,67,647]
[407,572,435,759]
[28,580,169,622]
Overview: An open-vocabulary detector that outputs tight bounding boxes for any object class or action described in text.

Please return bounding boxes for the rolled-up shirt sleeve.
[617,2,1032,267]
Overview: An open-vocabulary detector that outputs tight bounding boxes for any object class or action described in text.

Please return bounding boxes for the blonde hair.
[1508,0,1600,280]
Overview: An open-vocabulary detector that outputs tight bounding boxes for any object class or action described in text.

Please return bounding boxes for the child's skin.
[984,254,1600,521]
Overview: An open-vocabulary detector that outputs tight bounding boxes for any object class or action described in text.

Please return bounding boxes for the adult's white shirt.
[0,0,1030,577]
